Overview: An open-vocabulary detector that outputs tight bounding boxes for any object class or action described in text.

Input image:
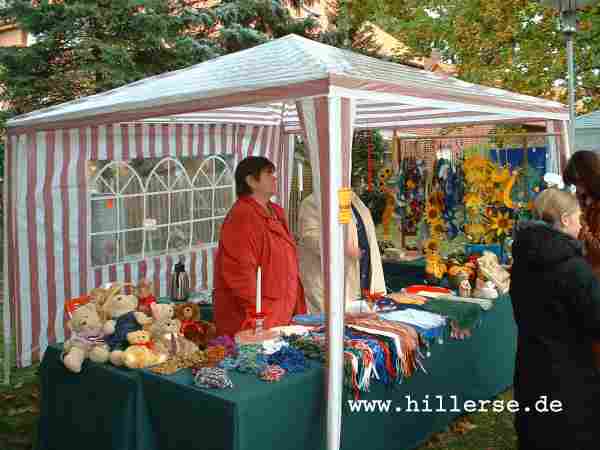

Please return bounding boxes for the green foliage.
[377,0,600,114]
[353,130,387,224]
[318,0,382,56]
[352,129,386,185]
[0,0,221,115]
[212,0,320,53]
[0,0,321,117]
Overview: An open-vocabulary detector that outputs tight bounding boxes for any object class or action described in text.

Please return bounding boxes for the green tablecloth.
[37,296,516,450]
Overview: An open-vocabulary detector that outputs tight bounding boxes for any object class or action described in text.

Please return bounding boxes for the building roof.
[7,34,568,133]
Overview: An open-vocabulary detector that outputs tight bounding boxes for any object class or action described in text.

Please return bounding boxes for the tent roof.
[7,34,568,132]
[576,110,600,130]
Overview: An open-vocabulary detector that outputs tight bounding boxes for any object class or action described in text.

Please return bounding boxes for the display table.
[37,296,516,450]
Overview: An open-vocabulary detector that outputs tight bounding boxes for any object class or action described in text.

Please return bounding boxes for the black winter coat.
[510,222,600,450]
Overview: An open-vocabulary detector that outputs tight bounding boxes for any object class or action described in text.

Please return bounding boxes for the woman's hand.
[345,241,361,259]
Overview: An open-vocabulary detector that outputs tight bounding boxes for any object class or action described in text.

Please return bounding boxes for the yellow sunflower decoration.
[423,238,441,255]
[488,211,514,238]
[425,201,443,225]
[464,192,483,210]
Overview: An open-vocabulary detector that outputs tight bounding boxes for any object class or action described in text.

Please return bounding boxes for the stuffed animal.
[62,303,109,373]
[135,278,157,316]
[174,303,216,349]
[150,317,198,357]
[114,330,166,369]
[103,294,152,365]
[150,303,175,322]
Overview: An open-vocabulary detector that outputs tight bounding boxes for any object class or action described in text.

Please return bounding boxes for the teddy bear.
[173,303,216,349]
[112,330,167,369]
[102,294,152,365]
[135,278,157,317]
[62,302,110,373]
[150,303,175,321]
[150,317,198,358]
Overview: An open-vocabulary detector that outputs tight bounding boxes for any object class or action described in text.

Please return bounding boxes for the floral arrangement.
[462,155,520,244]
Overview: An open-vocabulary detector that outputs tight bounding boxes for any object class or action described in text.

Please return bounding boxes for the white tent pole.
[3,149,11,385]
[561,119,572,161]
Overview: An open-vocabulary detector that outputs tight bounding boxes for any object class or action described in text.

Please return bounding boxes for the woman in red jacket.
[213,156,306,337]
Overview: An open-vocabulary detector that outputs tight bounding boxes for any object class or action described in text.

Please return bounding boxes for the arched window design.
[88,155,235,268]
[145,158,193,256]
[192,155,235,246]
[90,161,145,266]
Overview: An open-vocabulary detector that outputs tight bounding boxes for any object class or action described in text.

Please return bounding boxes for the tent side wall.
[7,123,294,367]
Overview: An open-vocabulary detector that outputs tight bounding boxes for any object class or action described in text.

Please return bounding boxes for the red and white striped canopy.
[7,34,568,133]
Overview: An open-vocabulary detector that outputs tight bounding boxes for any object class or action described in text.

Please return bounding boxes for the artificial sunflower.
[489,211,514,237]
[430,221,447,238]
[464,222,487,243]
[423,238,441,255]
[464,192,483,210]
[425,202,443,224]
[463,155,490,173]
[406,179,416,190]
[492,167,511,184]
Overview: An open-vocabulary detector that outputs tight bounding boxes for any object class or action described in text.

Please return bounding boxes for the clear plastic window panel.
[89,155,235,268]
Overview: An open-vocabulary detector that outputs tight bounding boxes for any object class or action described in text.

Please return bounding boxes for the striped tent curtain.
[6,123,294,367]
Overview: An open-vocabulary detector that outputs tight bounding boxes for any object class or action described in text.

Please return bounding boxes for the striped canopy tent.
[4,34,568,450]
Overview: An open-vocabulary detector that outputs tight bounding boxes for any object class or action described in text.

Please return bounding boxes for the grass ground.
[0,300,517,450]
[1,304,40,450]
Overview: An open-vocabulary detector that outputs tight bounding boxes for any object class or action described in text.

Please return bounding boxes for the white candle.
[256,266,262,314]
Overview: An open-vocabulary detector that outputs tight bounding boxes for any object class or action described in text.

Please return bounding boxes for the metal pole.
[566,30,576,152]
[3,157,11,385]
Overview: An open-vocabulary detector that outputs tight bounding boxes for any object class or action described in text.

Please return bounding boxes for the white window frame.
[89,155,235,268]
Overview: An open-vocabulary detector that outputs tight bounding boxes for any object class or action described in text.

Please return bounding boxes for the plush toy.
[115,330,166,369]
[135,278,157,316]
[150,317,198,357]
[62,303,109,373]
[150,303,175,322]
[173,303,216,349]
[103,294,152,365]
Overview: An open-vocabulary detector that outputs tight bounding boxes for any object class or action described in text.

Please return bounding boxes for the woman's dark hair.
[563,150,600,200]
[234,156,275,197]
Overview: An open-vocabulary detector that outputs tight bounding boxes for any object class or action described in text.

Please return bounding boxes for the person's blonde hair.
[533,188,580,226]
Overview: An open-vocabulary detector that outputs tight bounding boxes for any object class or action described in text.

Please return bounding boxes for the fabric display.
[285,334,327,362]
[262,338,287,355]
[378,309,446,341]
[194,367,234,389]
[379,309,446,329]
[292,314,325,326]
[207,335,237,358]
[219,344,269,376]
[396,298,482,330]
[260,365,286,382]
[344,339,378,399]
[267,346,308,373]
[205,345,227,366]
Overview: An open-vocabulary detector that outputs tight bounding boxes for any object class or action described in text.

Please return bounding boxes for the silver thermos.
[170,256,190,301]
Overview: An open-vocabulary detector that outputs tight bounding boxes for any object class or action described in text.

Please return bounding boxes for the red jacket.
[214,196,306,337]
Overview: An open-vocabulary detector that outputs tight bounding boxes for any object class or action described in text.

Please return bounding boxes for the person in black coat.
[510,188,600,450]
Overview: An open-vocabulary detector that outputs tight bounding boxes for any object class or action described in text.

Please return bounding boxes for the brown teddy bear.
[173,303,216,349]
[62,303,110,373]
